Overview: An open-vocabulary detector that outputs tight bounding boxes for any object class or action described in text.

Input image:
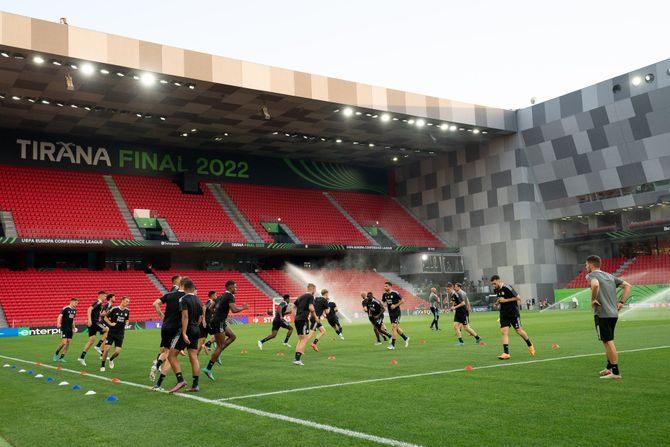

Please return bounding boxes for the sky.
[1,0,668,109]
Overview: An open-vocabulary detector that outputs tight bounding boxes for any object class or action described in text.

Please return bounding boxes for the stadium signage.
[0,327,30,337]
[20,238,104,245]
[4,130,389,193]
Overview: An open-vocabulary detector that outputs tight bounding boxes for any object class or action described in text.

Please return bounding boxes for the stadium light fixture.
[100,68,110,75]
[645,74,655,83]
[392,156,398,162]
[355,111,362,116]
[140,73,156,86]
[0,51,9,58]
[11,95,20,101]
[116,72,125,77]
[408,119,415,125]
[336,139,342,143]
[159,116,166,121]
[69,63,78,70]
[473,129,480,134]
[421,254,428,261]
[631,76,642,86]
[342,107,354,117]
[181,132,188,137]
[13,53,25,60]
[159,79,169,84]
[449,125,457,131]
[80,63,95,76]
[381,113,391,122]
[440,123,448,130]
[33,56,45,64]
[369,143,375,147]
[50,60,62,66]
[415,119,425,128]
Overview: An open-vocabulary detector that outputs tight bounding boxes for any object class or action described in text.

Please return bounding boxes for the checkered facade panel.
[395,58,670,299]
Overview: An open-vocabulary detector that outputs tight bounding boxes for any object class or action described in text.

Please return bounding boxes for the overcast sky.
[1,0,668,109]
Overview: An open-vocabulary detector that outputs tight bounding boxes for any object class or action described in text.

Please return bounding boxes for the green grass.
[1,310,669,446]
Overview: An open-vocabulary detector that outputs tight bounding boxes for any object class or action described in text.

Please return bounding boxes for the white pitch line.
[0,354,421,447]
[215,344,670,402]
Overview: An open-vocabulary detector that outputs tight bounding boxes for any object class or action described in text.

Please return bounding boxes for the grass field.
[1,309,669,446]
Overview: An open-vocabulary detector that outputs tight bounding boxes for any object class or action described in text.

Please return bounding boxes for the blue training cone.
[27,371,33,375]
[46,377,54,381]
[72,385,81,390]
[106,395,118,402]
[11,365,16,369]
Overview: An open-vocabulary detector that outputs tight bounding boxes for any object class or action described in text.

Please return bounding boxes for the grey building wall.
[395,58,670,299]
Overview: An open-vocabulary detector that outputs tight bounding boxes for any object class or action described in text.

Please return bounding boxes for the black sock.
[336,329,342,335]
[283,336,290,343]
[611,364,620,375]
[458,337,464,343]
[475,335,481,341]
[156,359,164,369]
[59,353,65,359]
[435,322,439,330]
[313,338,319,345]
[96,340,104,348]
[392,339,396,347]
[525,338,532,347]
[192,376,199,388]
[80,351,86,359]
[206,360,215,370]
[175,372,184,383]
[400,333,408,341]
[156,373,166,387]
[607,361,613,370]
[503,344,509,354]
[295,352,302,361]
[260,337,270,343]
[375,333,381,342]
[205,341,212,348]
[155,353,161,363]
[101,359,106,368]
[55,347,62,355]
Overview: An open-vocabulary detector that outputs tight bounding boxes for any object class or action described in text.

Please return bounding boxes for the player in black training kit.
[362,292,388,345]
[446,283,482,346]
[382,282,409,349]
[490,275,535,360]
[293,283,317,366]
[366,292,393,345]
[150,277,186,385]
[324,291,344,340]
[310,289,331,351]
[202,280,249,381]
[258,294,294,349]
[54,298,78,362]
[197,291,217,355]
[166,279,203,393]
[101,296,130,371]
[78,291,109,366]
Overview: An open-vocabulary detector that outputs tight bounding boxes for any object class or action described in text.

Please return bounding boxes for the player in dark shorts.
[78,291,109,366]
[258,294,294,349]
[585,255,631,379]
[362,292,388,345]
[366,292,393,345]
[382,282,409,350]
[325,292,344,340]
[150,278,186,384]
[197,291,217,355]
[293,283,317,366]
[53,298,78,362]
[428,287,440,330]
[491,275,535,360]
[166,279,203,393]
[310,289,331,351]
[100,296,130,371]
[446,283,482,346]
[202,280,249,381]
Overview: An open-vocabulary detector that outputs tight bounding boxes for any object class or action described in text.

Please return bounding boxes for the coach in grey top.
[585,255,631,380]
[428,288,440,330]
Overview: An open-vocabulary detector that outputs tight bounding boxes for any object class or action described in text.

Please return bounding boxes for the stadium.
[0,8,668,447]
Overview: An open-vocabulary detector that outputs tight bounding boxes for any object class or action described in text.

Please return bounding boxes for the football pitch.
[1,309,669,447]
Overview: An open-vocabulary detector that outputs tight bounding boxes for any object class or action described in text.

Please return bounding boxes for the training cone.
[106,395,118,402]
[328,355,336,360]
[36,362,43,366]
[111,378,121,383]
[420,339,427,345]
[72,385,81,390]
[3,364,10,368]
[80,371,88,375]
[85,390,96,396]
[240,349,248,354]
[552,344,560,349]
[58,381,69,386]
[276,352,284,357]
[11,365,16,369]
[331,337,337,341]
[46,377,54,381]
[27,371,34,375]
[35,374,44,378]
[390,360,398,365]
[56,366,62,371]
[18,369,26,373]
[479,341,488,346]
[465,365,474,371]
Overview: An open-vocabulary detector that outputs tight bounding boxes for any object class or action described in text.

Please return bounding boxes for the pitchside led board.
[0,130,389,194]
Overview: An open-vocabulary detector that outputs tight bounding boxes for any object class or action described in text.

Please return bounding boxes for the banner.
[0,327,30,337]
[0,129,388,193]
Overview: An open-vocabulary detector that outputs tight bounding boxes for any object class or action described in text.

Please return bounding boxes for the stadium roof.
[0,11,516,167]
